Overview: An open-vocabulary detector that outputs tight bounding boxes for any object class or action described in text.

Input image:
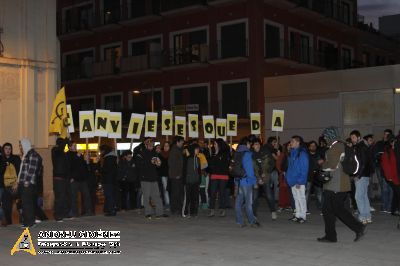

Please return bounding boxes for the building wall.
[0,0,58,209]
[264,65,400,142]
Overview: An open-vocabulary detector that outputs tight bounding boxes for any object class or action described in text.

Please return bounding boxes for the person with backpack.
[1,143,21,225]
[350,130,373,224]
[208,138,230,217]
[317,127,366,243]
[13,139,42,228]
[286,136,309,224]
[234,137,259,227]
[182,144,201,218]
[252,138,278,220]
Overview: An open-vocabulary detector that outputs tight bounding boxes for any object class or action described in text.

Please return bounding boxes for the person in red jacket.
[380,137,400,219]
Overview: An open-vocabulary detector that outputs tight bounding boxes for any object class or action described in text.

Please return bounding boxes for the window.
[265,24,281,58]
[102,0,120,25]
[318,40,338,69]
[103,94,122,111]
[290,32,311,64]
[221,82,248,118]
[64,4,93,33]
[220,22,247,59]
[172,86,209,115]
[342,48,352,68]
[130,0,160,18]
[103,45,121,73]
[341,1,351,25]
[132,90,163,113]
[172,29,207,65]
[131,38,161,56]
[63,50,94,80]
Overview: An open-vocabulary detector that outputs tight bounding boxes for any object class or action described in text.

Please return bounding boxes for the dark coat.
[208,151,230,176]
[101,153,118,185]
[136,148,160,182]
[51,141,69,179]
[168,145,183,179]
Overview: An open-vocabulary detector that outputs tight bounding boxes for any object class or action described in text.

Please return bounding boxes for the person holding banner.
[99,144,118,217]
[168,136,185,216]
[208,139,230,217]
[136,138,167,219]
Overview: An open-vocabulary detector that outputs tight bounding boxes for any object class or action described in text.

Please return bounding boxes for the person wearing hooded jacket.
[100,144,118,216]
[235,137,259,227]
[183,144,201,218]
[52,137,71,222]
[14,139,42,228]
[286,135,309,223]
[317,127,366,243]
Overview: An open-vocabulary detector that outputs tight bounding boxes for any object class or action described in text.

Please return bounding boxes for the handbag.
[315,170,332,184]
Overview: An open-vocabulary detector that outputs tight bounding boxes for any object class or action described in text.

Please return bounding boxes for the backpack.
[229,152,246,178]
[3,162,18,187]
[341,144,359,176]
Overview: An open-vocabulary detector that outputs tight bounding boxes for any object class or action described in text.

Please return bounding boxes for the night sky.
[358,0,400,28]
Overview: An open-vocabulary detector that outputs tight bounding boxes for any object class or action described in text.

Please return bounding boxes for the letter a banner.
[127,113,144,139]
[250,113,261,135]
[95,109,110,137]
[202,115,215,139]
[162,111,173,136]
[216,118,227,141]
[79,111,95,138]
[227,114,237,137]
[107,112,122,139]
[175,116,186,138]
[188,114,199,138]
[145,112,158,138]
[271,109,284,132]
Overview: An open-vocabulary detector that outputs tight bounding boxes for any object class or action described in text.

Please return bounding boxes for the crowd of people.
[1,128,399,243]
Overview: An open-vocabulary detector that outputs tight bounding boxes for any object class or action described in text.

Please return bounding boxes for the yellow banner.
[127,113,144,139]
[175,116,186,138]
[271,109,285,132]
[108,112,122,139]
[49,87,68,138]
[216,119,227,141]
[79,111,95,138]
[227,114,237,137]
[250,113,261,135]
[95,109,109,137]
[162,111,173,136]
[66,105,74,133]
[145,112,158,138]
[202,115,215,139]
[188,114,199,138]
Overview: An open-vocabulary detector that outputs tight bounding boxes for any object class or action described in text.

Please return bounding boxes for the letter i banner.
[175,116,186,138]
[202,115,215,139]
[79,111,95,139]
[144,112,158,138]
[127,113,145,139]
[188,114,199,138]
[250,113,261,135]
[162,111,173,136]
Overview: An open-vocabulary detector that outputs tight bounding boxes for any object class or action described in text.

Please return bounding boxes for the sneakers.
[145,215,152,220]
[289,217,299,222]
[271,212,277,220]
[35,219,42,224]
[297,218,306,224]
[219,210,226,217]
[207,210,215,217]
[251,221,261,228]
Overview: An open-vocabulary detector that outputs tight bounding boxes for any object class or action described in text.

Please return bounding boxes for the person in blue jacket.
[234,137,260,228]
[286,135,309,223]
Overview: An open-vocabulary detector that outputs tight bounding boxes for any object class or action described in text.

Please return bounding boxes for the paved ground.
[1,204,400,266]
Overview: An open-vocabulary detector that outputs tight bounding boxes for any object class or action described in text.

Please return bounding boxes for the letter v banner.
[108,112,122,139]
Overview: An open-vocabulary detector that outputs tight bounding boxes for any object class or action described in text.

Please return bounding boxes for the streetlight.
[132,86,154,112]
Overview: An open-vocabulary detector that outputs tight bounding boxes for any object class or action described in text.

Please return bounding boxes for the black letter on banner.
[205,123,213,134]
[252,120,260,131]
[82,120,92,132]
[148,120,155,132]
[274,117,282,127]
[228,121,235,131]
[164,119,171,130]
[191,120,197,131]
[177,124,184,136]
[110,120,120,132]
[217,125,225,137]
[97,117,107,130]
[131,122,139,134]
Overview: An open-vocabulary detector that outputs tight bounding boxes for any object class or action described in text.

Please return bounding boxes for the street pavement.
[1,204,399,266]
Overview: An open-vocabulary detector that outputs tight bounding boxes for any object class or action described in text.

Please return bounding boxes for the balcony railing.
[121,53,162,73]
[93,60,120,77]
[94,7,121,27]
[160,0,207,13]
[163,44,209,67]
[58,10,95,35]
[62,64,93,81]
[210,39,249,60]
[120,0,161,21]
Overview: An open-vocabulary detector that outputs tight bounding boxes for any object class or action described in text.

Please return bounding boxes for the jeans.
[235,185,256,225]
[209,179,228,209]
[161,176,170,207]
[355,177,371,220]
[103,183,116,215]
[306,182,323,210]
[375,167,393,211]
[141,181,163,216]
[71,180,92,216]
[53,178,70,220]
[291,185,307,219]
[19,183,36,226]
[270,170,279,201]
[184,183,200,216]
[253,181,277,216]
[170,178,184,214]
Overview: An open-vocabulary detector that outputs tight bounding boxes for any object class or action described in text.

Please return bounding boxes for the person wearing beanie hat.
[317,128,366,243]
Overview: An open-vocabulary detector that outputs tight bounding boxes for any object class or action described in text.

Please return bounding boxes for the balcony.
[162,44,209,69]
[93,7,122,31]
[62,64,93,82]
[92,60,120,78]
[119,1,162,25]
[209,39,249,63]
[265,39,339,70]
[160,0,207,16]
[58,11,94,39]
[120,53,162,74]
